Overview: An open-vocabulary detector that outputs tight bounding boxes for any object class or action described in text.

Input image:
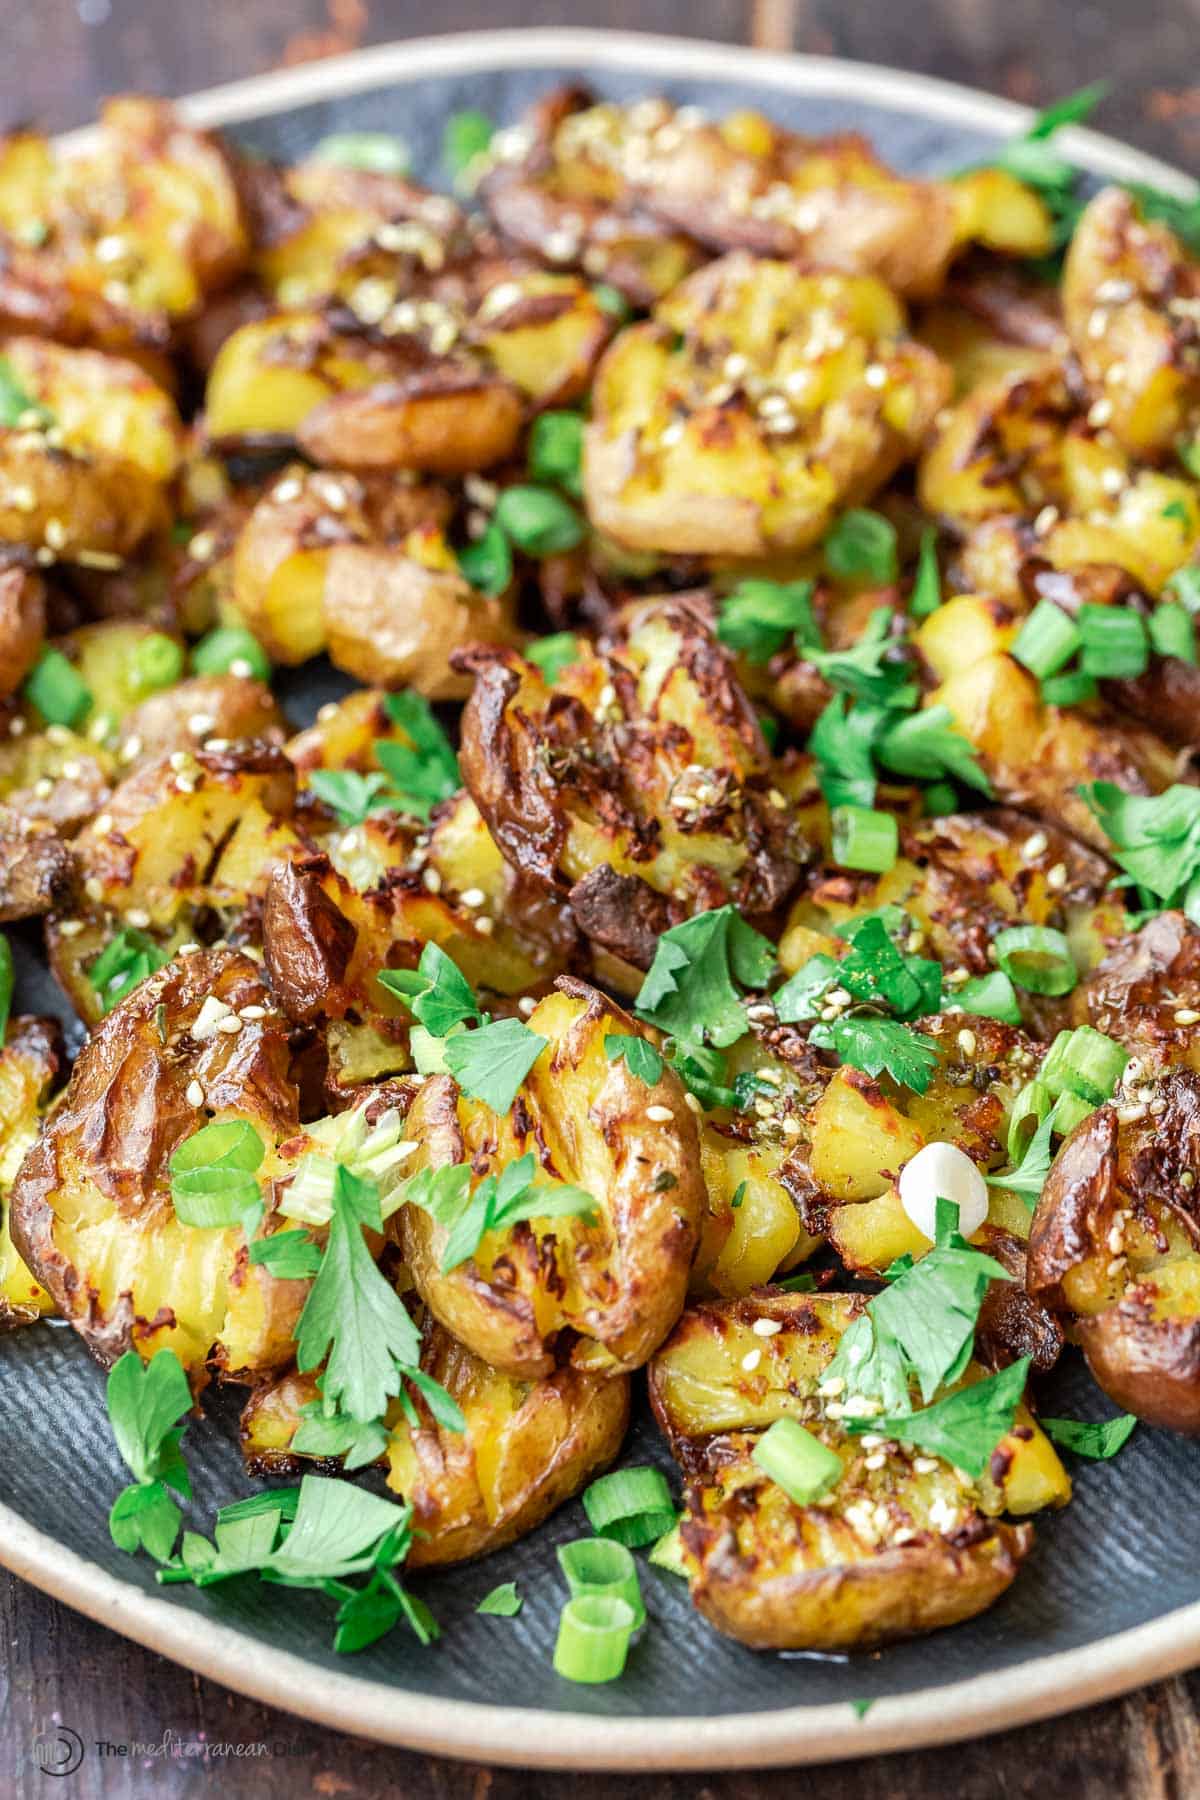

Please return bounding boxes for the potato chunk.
[396,978,705,1378]
[585,254,950,557]
[8,948,308,1377]
[241,1322,629,1566]
[648,1291,1067,1651]
[0,1016,62,1329]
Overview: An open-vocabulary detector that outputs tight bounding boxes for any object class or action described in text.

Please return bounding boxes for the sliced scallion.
[557,1537,644,1628]
[190,626,271,685]
[1148,601,1198,665]
[130,632,185,696]
[23,647,92,728]
[552,1593,636,1684]
[1011,600,1080,680]
[955,970,1022,1025]
[582,1466,676,1548]
[1078,604,1149,679]
[1041,669,1097,707]
[1050,1089,1094,1136]
[1039,1025,1129,1104]
[992,924,1078,996]
[647,1519,687,1577]
[1006,1078,1054,1164]
[830,804,898,874]
[750,1416,843,1506]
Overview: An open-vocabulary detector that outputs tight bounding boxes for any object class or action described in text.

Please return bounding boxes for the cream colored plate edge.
[7,26,1199,1770]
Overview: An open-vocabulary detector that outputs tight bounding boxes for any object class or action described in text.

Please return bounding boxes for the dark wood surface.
[5,1,1200,1793]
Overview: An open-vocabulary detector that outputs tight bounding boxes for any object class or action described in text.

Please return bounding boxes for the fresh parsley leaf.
[378,942,482,1036]
[307,768,390,826]
[909,527,942,618]
[773,954,841,1024]
[849,1699,875,1720]
[809,694,883,809]
[809,608,916,707]
[1081,781,1200,910]
[87,927,169,1014]
[294,1166,422,1423]
[635,906,776,1051]
[106,1348,193,1563]
[985,1109,1056,1205]
[716,578,820,664]
[730,1180,748,1210]
[476,1581,522,1616]
[835,914,943,1020]
[876,706,992,796]
[249,1229,323,1280]
[824,511,898,586]
[604,1033,665,1084]
[374,692,459,820]
[526,631,583,682]
[810,1015,940,1094]
[443,1016,548,1112]
[1040,1412,1137,1459]
[775,1270,818,1292]
[405,1150,597,1272]
[1026,83,1109,138]
[846,1357,1032,1479]
[293,1402,390,1472]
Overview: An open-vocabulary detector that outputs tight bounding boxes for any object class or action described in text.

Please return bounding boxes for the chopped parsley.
[477,1581,523,1617]
[846,1356,1032,1479]
[443,1015,548,1112]
[372,691,460,820]
[823,510,898,586]
[716,578,820,664]
[106,1348,193,1563]
[0,355,53,429]
[1039,1412,1137,1460]
[378,942,482,1036]
[404,1150,596,1273]
[635,905,777,1052]
[87,928,169,1014]
[810,1014,939,1093]
[604,1033,665,1084]
[1081,781,1200,913]
[526,631,584,682]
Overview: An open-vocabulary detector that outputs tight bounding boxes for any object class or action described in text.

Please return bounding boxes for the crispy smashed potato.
[242,1321,629,1565]
[649,1291,1068,1650]
[395,979,705,1378]
[586,254,950,557]
[0,1017,61,1329]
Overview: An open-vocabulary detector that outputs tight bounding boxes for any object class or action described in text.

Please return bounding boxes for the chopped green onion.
[922,781,959,817]
[130,632,185,696]
[582,1466,676,1548]
[190,626,271,685]
[1010,600,1080,679]
[311,131,410,173]
[493,484,584,556]
[457,520,512,596]
[170,1168,261,1228]
[0,932,11,1042]
[557,1538,644,1628]
[1007,1079,1053,1163]
[647,1519,687,1576]
[830,804,898,873]
[955,970,1022,1025]
[1149,601,1198,665]
[750,1416,843,1505]
[1078,604,1149,679]
[1039,1025,1128,1104]
[171,1118,266,1176]
[824,510,898,585]
[23,647,91,728]
[992,924,1078,996]
[525,631,582,682]
[1050,1089,1094,1136]
[593,283,632,321]
[443,109,494,183]
[528,410,584,498]
[1167,566,1200,614]
[1041,670,1097,707]
[1180,439,1200,480]
[908,526,941,618]
[553,1593,636,1684]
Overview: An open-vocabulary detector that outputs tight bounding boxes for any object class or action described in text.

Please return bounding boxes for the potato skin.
[1029,1070,1200,1431]
[1071,911,1200,1076]
[0,803,75,922]
[396,977,705,1379]
[0,1015,63,1330]
[8,947,306,1378]
[241,1324,630,1566]
[0,563,45,698]
[120,674,285,762]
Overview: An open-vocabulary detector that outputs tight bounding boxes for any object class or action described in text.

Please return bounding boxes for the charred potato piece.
[0,802,74,921]
[0,1016,62,1328]
[119,674,286,764]
[471,272,614,409]
[648,1291,1067,1651]
[0,337,182,562]
[0,563,44,698]
[458,597,804,940]
[395,978,705,1379]
[586,255,951,557]
[914,594,1179,848]
[0,100,248,351]
[1063,187,1200,461]
[1071,911,1200,1076]
[205,312,523,473]
[242,1324,629,1565]
[1029,1067,1200,1431]
[0,717,110,832]
[8,948,307,1376]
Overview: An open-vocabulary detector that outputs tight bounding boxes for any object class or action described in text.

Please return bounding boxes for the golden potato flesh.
[396,979,705,1379]
[1029,1068,1200,1432]
[241,1322,629,1566]
[914,594,1179,849]
[0,100,248,351]
[0,563,44,699]
[1063,187,1200,461]
[585,254,951,557]
[1071,911,1200,1077]
[458,597,805,943]
[0,1016,61,1328]
[205,311,524,473]
[0,337,182,561]
[8,948,308,1378]
[648,1291,1068,1651]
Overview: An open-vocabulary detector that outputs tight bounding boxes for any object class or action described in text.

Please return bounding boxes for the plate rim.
[9,24,1200,1771]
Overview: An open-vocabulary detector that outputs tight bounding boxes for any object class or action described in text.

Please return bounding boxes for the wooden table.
[5,2,1200,1793]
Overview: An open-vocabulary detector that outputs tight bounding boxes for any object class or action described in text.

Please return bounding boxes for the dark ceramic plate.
[5,30,1200,1770]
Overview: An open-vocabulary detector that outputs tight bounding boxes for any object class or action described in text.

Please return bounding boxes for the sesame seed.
[1100,467,1126,497]
[217,1015,243,1035]
[768,788,787,810]
[188,713,216,738]
[187,531,217,562]
[1087,398,1113,428]
[84,877,103,901]
[33,777,53,799]
[817,1376,845,1398]
[753,1317,782,1336]
[1175,1008,1200,1025]
[740,1348,762,1373]
[186,1080,205,1108]
[121,735,142,762]
[864,1451,887,1470]
[459,887,486,909]
[913,1456,939,1474]
[273,477,303,504]
[422,868,442,893]
[781,1117,802,1137]
[1106,1256,1126,1277]
[863,363,887,389]
[229,658,253,680]
[45,725,69,746]
[92,812,113,837]
[61,760,81,780]
[57,919,84,938]
[517,996,537,1017]
[239,1005,267,1021]
[1034,504,1060,537]
[177,942,201,956]
[1106,1224,1125,1254]
[125,908,150,929]
[475,917,494,936]
[957,1028,977,1057]
[1046,862,1069,890]
[684,1092,703,1114]
[646,1104,673,1122]
[1022,831,1048,861]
